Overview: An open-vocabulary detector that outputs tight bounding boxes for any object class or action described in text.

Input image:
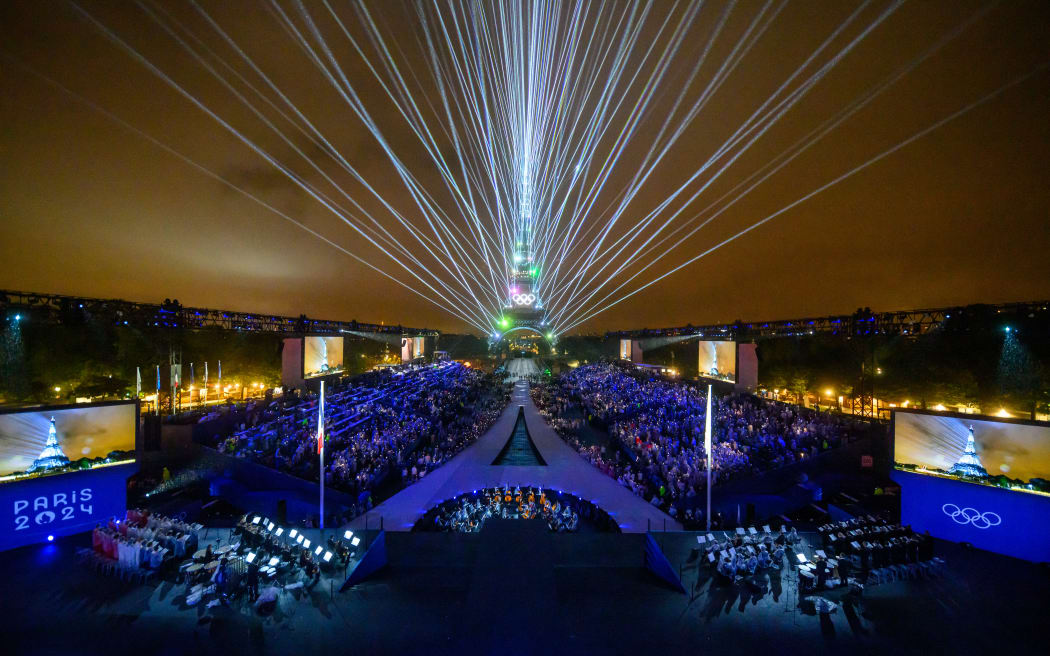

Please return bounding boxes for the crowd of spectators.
[200,363,509,517]
[532,362,866,525]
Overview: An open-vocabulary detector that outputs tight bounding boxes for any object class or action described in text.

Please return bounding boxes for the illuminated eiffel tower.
[28,416,71,472]
[494,156,553,350]
[948,425,988,478]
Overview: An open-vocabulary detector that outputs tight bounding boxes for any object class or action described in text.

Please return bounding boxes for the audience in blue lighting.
[534,362,864,524]
[200,363,508,519]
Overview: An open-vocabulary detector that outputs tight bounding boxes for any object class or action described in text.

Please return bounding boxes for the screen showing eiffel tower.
[0,402,136,484]
[304,336,345,378]
[894,411,1050,497]
[697,340,736,383]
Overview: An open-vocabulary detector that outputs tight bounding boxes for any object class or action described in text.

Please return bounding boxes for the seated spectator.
[198,363,509,519]
[532,362,863,521]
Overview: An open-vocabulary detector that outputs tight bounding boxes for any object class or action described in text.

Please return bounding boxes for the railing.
[607,300,1050,340]
[0,288,438,336]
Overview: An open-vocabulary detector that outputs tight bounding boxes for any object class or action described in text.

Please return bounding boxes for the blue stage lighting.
[47,535,54,542]
[1004,326,1011,333]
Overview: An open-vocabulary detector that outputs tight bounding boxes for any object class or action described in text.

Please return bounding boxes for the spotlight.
[252,516,261,525]
[47,535,54,542]
[351,537,361,547]
[245,552,257,564]
[268,556,279,567]
[14,314,20,321]
[1005,326,1011,333]
[323,551,333,562]
[303,539,311,549]
[314,546,323,556]
[289,529,298,538]
[296,534,304,544]
[275,527,284,537]
[343,530,353,540]
[267,522,275,531]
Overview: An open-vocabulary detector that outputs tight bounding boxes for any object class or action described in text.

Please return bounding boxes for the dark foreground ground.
[1,520,1044,656]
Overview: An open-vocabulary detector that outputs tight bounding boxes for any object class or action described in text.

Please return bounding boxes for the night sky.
[1,1,1048,334]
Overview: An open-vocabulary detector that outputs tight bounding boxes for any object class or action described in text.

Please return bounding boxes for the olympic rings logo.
[941,504,1001,529]
[512,293,536,306]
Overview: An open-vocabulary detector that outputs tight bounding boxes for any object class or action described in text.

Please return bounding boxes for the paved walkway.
[504,357,540,381]
[347,380,681,533]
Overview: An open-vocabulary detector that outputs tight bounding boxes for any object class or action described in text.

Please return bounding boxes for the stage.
[346,380,681,532]
[504,357,541,381]
[0,525,1044,655]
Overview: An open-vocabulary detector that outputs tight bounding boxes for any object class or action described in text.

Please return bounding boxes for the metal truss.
[606,301,1050,341]
[0,289,438,336]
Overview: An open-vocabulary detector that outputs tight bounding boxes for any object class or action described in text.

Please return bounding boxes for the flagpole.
[705,383,713,532]
[318,380,325,532]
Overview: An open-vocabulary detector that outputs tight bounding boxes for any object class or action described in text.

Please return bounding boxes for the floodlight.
[351,537,361,547]
[343,530,353,540]
[252,516,261,524]
[245,552,257,564]
[314,546,323,556]
[289,529,298,538]
[275,528,284,537]
[268,556,279,567]
[267,522,275,531]
[303,539,311,549]
[797,554,807,563]
[323,551,333,562]
[296,534,303,544]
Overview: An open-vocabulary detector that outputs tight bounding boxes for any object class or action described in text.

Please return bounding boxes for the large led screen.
[0,402,136,485]
[619,339,631,360]
[698,340,736,383]
[303,336,344,378]
[894,411,1050,497]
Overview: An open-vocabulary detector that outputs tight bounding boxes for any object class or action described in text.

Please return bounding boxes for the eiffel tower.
[948,425,988,478]
[28,416,71,472]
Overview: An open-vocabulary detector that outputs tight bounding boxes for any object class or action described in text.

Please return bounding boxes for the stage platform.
[347,380,681,533]
[0,526,1044,655]
[504,357,540,381]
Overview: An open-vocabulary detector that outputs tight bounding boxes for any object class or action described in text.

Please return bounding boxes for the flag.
[705,384,712,462]
[317,380,326,454]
